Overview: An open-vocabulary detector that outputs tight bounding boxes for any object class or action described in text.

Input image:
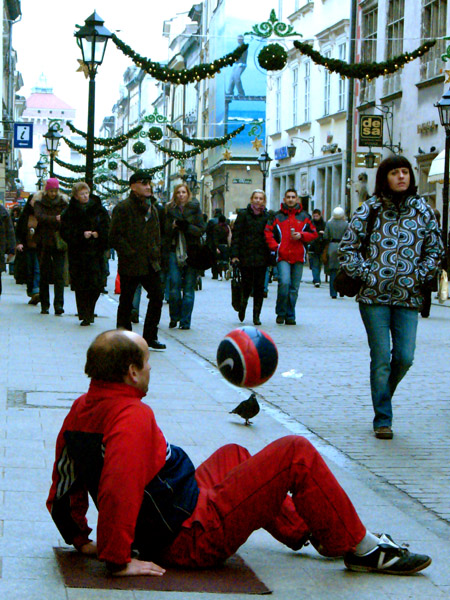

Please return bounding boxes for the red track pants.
[162,435,366,567]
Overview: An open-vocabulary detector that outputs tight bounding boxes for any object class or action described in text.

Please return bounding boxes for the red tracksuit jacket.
[265,203,318,264]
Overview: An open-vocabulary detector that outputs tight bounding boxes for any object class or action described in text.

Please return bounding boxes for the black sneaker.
[276,316,284,324]
[148,340,166,351]
[344,533,431,575]
[40,308,49,314]
[285,318,296,325]
[55,308,64,316]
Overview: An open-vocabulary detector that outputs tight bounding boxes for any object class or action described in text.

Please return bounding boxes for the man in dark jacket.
[109,171,165,351]
[34,178,69,315]
[0,203,15,296]
[265,189,317,325]
[308,209,326,287]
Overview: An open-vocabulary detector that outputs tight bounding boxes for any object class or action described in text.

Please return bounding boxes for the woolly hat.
[45,178,59,190]
[332,206,345,219]
[129,170,152,185]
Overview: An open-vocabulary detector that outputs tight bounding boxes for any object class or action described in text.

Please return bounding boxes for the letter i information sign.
[14,123,33,149]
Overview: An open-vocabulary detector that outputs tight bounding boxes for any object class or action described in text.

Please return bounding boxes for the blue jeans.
[168,252,197,327]
[359,303,419,429]
[309,254,322,284]
[276,261,303,320]
[26,248,40,296]
[132,283,142,315]
[329,268,338,298]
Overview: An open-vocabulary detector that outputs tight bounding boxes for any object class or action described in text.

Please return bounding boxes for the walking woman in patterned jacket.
[338,156,443,440]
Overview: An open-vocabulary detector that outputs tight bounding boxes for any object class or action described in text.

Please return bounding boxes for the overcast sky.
[13,0,193,130]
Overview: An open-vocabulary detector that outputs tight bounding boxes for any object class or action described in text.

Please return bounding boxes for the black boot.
[253,298,263,326]
[238,299,247,323]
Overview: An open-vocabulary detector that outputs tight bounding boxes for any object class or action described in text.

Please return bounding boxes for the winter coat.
[0,204,15,272]
[265,202,318,264]
[163,199,206,255]
[109,193,161,277]
[60,197,110,291]
[231,205,271,268]
[309,217,326,256]
[33,190,69,249]
[338,195,444,309]
[323,218,348,270]
[15,197,38,249]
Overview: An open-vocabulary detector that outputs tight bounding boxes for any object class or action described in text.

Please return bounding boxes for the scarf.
[175,230,188,267]
[250,204,265,215]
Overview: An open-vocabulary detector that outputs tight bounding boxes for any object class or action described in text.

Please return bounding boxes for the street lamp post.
[257,150,272,192]
[43,125,62,178]
[34,159,46,189]
[75,12,111,189]
[435,87,450,266]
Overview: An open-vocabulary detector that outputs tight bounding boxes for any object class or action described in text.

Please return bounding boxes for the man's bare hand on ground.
[79,541,97,556]
[113,558,166,577]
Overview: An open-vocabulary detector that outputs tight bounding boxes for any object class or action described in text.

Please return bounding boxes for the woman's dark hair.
[85,330,145,382]
[374,156,417,198]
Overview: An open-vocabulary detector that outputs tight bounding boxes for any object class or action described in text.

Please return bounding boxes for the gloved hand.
[175,219,188,231]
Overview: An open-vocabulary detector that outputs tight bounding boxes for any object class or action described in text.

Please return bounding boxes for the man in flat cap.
[109,171,165,351]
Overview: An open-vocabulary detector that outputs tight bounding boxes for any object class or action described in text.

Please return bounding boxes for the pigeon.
[230,393,260,426]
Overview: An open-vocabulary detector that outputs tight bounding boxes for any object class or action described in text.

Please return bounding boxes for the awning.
[428,150,447,184]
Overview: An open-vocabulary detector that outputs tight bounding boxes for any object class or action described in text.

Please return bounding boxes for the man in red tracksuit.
[47,330,431,577]
[265,189,318,325]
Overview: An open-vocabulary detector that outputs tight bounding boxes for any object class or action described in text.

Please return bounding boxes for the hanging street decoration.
[54,172,85,185]
[293,39,436,79]
[132,141,147,155]
[54,156,106,173]
[252,137,263,151]
[179,166,187,177]
[222,149,232,160]
[152,143,206,160]
[62,136,129,158]
[258,43,288,71]
[441,36,450,62]
[148,127,164,141]
[108,160,118,171]
[120,158,173,176]
[67,122,143,147]
[166,124,245,149]
[246,9,302,39]
[76,59,90,79]
[142,108,168,124]
[111,34,249,85]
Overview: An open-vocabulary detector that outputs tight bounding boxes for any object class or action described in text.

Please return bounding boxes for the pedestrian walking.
[231,189,271,325]
[60,183,110,326]
[109,170,165,351]
[34,178,69,315]
[308,208,326,287]
[0,203,15,297]
[323,206,348,299]
[14,194,40,304]
[338,156,443,439]
[265,189,317,325]
[164,183,206,330]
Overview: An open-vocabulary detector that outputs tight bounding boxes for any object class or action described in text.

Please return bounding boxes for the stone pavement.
[0,264,449,599]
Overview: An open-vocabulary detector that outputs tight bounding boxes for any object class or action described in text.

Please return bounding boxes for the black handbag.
[334,207,379,298]
[231,264,243,312]
[186,235,215,271]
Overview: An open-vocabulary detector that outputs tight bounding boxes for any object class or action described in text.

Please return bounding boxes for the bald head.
[85,329,147,383]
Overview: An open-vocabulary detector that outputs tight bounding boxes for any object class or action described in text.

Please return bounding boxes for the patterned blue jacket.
[338,195,444,309]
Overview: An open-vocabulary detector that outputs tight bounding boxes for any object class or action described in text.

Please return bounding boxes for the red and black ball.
[217,326,278,388]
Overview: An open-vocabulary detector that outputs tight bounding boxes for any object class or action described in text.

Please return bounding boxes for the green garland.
[112,34,249,84]
[258,43,288,71]
[67,122,143,146]
[99,182,130,195]
[108,160,118,171]
[54,172,85,185]
[293,39,436,80]
[120,158,172,174]
[62,136,129,158]
[166,124,245,149]
[152,143,205,160]
[132,141,147,155]
[54,156,106,173]
[148,126,163,141]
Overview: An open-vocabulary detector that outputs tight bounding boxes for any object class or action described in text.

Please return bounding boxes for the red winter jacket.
[265,203,318,264]
[47,381,169,566]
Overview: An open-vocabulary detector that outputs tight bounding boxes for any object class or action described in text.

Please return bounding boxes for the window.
[421,0,447,80]
[292,66,298,126]
[386,0,404,57]
[338,43,346,111]
[304,60,310,122]
[323,51,331,116]
[360,5,378,103]
[275,77,281,132]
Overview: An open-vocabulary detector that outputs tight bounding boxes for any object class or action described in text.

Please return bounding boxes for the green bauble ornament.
[132,141,146,155]
[258,43,288,71]
[148,126,163,141]
[108,160,118,171]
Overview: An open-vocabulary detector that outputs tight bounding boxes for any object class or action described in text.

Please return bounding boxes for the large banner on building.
[208,2,268,164]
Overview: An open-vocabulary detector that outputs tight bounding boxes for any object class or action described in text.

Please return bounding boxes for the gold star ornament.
[445,69,450,83]
[179,167,187,176]
[252,137,263,151]
[222,149,232,160]
[77,59,90,79]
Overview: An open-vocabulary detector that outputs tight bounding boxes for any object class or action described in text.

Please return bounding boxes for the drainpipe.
[344,0,358,216]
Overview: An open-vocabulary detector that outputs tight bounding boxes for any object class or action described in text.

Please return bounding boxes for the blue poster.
[14,123,33,149]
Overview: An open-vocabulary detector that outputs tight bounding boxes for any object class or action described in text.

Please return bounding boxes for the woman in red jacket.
[265,189,317,325]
